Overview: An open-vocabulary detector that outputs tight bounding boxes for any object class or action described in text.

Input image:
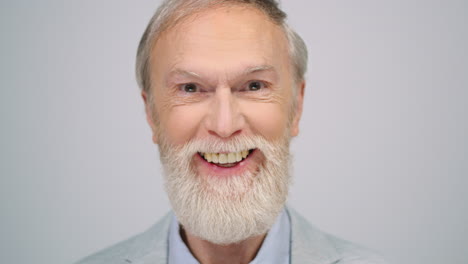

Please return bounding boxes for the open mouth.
[198,149,255,168]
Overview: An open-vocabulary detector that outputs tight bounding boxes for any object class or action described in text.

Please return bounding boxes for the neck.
[181,227,266,264]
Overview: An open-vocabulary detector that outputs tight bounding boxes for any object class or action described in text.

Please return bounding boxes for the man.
[78,0,386,263]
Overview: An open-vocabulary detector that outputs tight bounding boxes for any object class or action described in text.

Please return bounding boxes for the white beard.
[158,134,292,245]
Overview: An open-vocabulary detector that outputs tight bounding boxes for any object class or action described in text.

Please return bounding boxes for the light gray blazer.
[76,207,386,264]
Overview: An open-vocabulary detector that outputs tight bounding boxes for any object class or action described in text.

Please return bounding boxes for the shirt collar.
[168,208,291,264]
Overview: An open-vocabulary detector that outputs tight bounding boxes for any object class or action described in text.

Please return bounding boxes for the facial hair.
[158,133,292,245]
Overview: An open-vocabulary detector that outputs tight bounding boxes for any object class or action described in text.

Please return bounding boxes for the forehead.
[151,4,290,79]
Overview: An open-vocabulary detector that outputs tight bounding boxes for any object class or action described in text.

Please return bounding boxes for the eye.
[247,81,265,91]
[181,83,198,93]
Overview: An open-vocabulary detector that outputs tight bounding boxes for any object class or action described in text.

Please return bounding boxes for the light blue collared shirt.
[168,209,291,264]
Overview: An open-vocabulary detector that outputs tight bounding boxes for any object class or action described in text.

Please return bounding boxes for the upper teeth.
[202,150,249,164]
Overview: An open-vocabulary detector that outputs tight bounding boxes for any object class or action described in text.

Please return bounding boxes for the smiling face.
[143,4,304,244]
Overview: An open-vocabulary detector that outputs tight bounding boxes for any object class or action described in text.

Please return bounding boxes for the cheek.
[159,105,205,145]
[243,102,289,140]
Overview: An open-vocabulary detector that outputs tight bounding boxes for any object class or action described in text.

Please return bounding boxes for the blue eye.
[248,81,264,91]
[182,83,198,93]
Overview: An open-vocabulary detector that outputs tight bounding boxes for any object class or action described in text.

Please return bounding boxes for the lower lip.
[194,150,261,178]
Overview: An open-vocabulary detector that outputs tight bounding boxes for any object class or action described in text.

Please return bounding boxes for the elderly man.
[78,0,386,263]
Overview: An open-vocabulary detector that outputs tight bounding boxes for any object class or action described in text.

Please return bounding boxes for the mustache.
[161,134,281,155]
[158,134,291,170]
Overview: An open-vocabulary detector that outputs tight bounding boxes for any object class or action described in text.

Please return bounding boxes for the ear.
[290,81,305,137]
[141,91,159,144]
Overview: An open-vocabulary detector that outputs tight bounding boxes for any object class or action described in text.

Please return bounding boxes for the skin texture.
[142,4,305,264]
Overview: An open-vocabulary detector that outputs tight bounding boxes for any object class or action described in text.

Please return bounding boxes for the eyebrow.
[243,65,276,75]
[169,69,202,79]
[167,64,277,82]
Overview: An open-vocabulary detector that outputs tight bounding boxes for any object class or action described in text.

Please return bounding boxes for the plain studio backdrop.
[1,0,467,263]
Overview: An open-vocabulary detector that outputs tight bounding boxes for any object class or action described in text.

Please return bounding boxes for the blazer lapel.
[288,207,341,264]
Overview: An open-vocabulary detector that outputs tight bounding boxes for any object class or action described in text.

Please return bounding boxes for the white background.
[1,1,467,263]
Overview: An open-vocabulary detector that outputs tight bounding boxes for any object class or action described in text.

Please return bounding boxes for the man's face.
[143,5,304,244]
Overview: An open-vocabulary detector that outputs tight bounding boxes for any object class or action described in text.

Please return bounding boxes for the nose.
[205,87,244,138]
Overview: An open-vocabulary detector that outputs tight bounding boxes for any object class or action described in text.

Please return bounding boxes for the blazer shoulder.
[75,212,172,264]
[287,207,387,264]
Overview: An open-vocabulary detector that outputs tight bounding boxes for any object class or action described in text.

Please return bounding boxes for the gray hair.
[136,0,308,95]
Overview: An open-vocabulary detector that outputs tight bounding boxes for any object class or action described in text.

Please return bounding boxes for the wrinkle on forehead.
[152,5,290,66]
[170,4,282,40]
